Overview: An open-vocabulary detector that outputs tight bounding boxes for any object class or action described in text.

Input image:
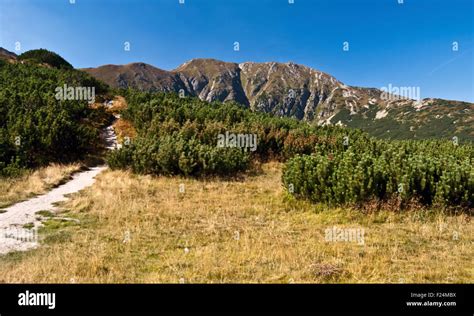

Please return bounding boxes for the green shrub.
[0,60,109,175]
[282,139,473,208]
[108,134,250,176]
[18,49,73,69]
[109,90,474,209]
[108,90,359,176]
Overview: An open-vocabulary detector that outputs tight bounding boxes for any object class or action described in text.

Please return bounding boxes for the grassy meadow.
[0,162,471,283]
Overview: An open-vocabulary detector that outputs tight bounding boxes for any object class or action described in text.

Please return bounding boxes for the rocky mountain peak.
[82,57,473,140]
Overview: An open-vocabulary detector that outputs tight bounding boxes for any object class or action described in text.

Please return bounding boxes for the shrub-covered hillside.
[18,48,73,69]
[0,58,110,176]
[108,91,473,209]
[107,90,363,175]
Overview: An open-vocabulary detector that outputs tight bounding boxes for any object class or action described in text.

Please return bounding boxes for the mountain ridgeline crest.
[83,58,473,141]
[0,47,471,141]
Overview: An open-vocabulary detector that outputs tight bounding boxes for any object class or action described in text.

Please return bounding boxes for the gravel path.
[0,121,118,254]
[0,166,106,254]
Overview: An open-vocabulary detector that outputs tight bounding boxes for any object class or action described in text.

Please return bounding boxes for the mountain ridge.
[0,47,18,62]
[1,47,471,140]
[81,58,473,141]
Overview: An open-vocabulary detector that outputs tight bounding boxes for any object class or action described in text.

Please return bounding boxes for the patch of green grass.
[23,223,34,229]
[35,210,55,217]
[0,249,36,268]
[39,218,80,244]
[40,218,78,233]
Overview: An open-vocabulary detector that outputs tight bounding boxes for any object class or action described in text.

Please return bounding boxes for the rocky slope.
[0,47,17,62]
[83,58,473,141]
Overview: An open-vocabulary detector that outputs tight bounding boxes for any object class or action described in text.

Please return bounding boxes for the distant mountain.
[0,48,17,62]
[1,47,471,141]
[0,47,74,70]
[83,58,473,141]
[83,62,184,92]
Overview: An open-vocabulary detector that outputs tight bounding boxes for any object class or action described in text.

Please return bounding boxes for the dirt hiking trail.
[0,120,118,255]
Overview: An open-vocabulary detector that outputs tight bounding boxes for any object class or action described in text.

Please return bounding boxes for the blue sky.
[1,0,473,101]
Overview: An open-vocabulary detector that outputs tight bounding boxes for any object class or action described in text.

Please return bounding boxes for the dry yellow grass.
[108,96,128,112]
[0,163,83,209]
[0,162,472,283]
[113,118,137,143]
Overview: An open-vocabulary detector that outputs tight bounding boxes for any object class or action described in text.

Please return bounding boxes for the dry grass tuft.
[107,96,127,113]
[0,163,83,209]
[113,119,137,143]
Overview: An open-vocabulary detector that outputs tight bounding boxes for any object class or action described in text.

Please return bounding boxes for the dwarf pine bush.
[109,90,473,208]
[0,60,109,175]
[107,91,357,176]
[282,139,473,208]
